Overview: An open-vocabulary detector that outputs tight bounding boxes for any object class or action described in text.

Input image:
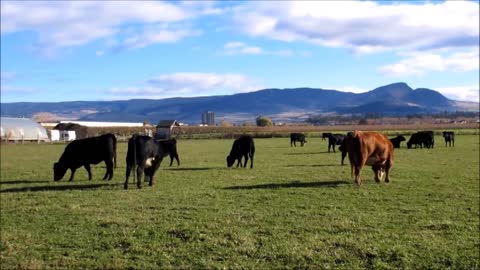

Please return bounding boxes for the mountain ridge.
[1,82,477,123]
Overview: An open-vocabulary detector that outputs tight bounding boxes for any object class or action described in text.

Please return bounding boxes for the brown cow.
[343,131,394,185]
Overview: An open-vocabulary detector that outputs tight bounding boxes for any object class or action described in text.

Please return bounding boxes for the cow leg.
[243,154,248,168]
[68,168,76,182]
[249,153,254,169]
[105,159,114,180]
[136,166,143,189]
[84,164,92,180]
[354,166,362,185]
[125,165,133,189]
[236,158,241,167]
[372,165,381,183]
[332,145,336,153]
[384,159,392,183]
[341,151,347,166]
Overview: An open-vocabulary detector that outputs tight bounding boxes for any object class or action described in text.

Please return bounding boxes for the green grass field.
[1,136,479,269]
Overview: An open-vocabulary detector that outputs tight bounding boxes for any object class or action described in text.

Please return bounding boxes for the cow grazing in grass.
[343,131,394,185]
[442,131,455,147]
[389,135,406,148]
[124,135,178,189]
[290,132,307,147]
[227,135,255,168]
[53,133,117,181]
[328,133,345,153]
[322,133,332,141]
[407,131,434,149]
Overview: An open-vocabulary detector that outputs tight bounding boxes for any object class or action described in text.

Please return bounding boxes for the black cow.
[389,135,406,148]
[53,133,116,181]
[442,131,455,147]
[338,140,348,165]
[160,138,180,166]
[227,135,255,168]
[407,131,434,149]
[328,133,345,153]
[124,135,177,189]
[290,133,307,147]
[322,133,332,141]
[422,131,434,148]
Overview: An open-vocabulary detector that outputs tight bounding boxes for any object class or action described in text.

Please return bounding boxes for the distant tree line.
[306,111,479,125]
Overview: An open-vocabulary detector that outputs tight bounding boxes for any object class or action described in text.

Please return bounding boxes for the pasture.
[1,135,479,269]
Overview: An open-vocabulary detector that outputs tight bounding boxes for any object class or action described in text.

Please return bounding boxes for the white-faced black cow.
[124,135,179,189]
[389,135,406,148]
[227,135,255,168]
[290,132,307,147]
[442,131,455,147]
[53,133,117,181]
[327,133,345,153]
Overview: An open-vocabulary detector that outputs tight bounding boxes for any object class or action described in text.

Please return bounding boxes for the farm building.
[51,122,89,141]
[0,117,49,142]
[155,120,179,139]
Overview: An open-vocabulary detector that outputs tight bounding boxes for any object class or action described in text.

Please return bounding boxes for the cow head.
[226,155,235,167]
[53,162,67,181]
[398,135,406,142]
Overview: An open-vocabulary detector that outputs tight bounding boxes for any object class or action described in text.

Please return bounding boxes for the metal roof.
[1,117,49,140]
[156,120,179,128]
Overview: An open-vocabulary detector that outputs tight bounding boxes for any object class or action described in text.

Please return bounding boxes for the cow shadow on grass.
[283,151,331,155]
[223,180,349,190]
[166,167,213,171]
[285,164,341,167]
[0,180,50,184]
[0,182,121,193]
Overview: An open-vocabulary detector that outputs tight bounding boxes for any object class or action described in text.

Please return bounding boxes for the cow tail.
[113,135,117,168]
[133,135,137,184]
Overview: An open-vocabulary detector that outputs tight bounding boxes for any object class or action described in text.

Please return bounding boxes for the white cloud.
[435,85,480,102]
[0,1,218,51]
[379,49,479,76]
[0,71,16,81]
[222,41,309,57]
[121,24,201,50]
[231,1,479,53]
[224,42,263,55]
[106,72,264,99]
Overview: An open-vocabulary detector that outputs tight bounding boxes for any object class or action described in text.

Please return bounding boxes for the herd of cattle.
[53,130,456,188]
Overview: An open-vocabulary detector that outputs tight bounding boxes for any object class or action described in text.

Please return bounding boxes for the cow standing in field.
[227,135,255,168]
[343,131,394,185]
[327,133,345,153]
[389,135,406,149]
[143,138,180,182]
[53,133,117,181]
[290,133,307,147]
[442,131,455,147]
[161,138,180,166]
[124,135,178,189]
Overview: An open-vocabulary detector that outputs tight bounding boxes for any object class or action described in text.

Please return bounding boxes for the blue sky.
[1,0,479,103]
